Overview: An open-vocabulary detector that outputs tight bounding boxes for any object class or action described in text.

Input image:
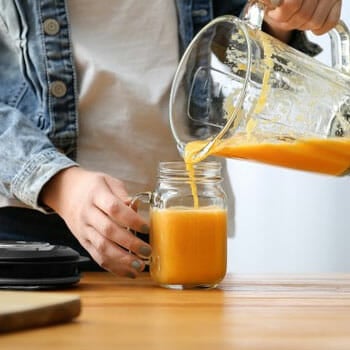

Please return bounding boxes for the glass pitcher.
[169,0,350,175]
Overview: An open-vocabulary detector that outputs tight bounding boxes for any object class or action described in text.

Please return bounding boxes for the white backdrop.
[227,2,350,273]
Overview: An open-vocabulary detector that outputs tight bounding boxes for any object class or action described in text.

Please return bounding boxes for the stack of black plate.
[0,241,89,289]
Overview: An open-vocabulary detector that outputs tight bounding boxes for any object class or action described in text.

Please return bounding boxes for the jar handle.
[240,0,269,29]
[129,191,152,208]
[128,192,153,265]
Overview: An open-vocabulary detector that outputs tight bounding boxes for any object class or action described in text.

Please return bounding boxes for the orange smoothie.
[150,206,227,287]
[185,135,350,176]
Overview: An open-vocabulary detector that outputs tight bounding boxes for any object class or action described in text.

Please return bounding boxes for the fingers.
[270,0,282,7]
[310,1,342,35]
[104,175,130,203]
[281,0,318,29]
[266,0,304,23]
[94,175,150,234]
[261,0,283,10]
[265,0,342,34]
[88,205,151,258]
[86,175,152,276]
[54,169,152,278]
[82,226,147,278]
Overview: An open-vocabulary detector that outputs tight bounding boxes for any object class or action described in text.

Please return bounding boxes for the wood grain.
[1,272,350,350]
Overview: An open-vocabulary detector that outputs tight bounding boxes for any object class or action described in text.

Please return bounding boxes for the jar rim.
[158,161,222,182]
[159,161,221,170]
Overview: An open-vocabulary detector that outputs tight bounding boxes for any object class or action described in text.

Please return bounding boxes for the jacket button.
[50,80,67,98]
[43,18,60,35]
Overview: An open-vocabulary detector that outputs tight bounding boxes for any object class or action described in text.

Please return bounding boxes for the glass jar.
[132,161,227,289]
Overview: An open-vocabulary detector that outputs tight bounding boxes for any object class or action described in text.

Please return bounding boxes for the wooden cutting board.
[0,290,81,333]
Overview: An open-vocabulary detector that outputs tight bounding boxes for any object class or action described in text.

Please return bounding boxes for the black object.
[0,241,89,289]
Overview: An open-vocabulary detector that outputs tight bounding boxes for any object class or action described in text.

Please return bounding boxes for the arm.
[0,101,151,278]
[0,101,152,278]
[0,103,77,209]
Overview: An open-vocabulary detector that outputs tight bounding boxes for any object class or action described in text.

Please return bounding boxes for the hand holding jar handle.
[40,166,152,278]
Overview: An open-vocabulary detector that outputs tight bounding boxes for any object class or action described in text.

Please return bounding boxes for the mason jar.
[131,161,227,289]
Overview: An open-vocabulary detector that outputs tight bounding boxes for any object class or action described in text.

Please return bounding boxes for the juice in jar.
[150,206,227,288]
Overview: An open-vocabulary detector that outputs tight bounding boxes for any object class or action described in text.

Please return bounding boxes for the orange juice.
[185,135,350,175]
[150,206,227,287]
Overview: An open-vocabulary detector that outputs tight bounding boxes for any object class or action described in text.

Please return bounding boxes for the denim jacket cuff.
[12,149,78,213]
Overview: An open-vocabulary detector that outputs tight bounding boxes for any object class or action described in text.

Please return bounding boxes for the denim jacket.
[0,0,319,211]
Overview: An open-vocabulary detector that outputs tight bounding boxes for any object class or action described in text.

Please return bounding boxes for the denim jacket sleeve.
[0,0,78,212]
[0,103,77,211]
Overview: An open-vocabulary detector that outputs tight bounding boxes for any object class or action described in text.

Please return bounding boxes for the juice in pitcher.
[185,135,350,176]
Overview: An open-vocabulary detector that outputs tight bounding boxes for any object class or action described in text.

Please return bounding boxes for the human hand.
[264,0,342,36]
[40,166,151,278]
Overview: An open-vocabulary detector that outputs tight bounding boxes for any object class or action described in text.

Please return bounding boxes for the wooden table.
[2,272,350,350]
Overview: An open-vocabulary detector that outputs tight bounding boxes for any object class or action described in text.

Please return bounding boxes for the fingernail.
[126,272,136,279]
[140,224,150,234]
[270,0,282,7]
[131,260,143,272]
[138,245,152,258]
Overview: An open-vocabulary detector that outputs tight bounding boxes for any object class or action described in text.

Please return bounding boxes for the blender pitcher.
[169,0,350,175]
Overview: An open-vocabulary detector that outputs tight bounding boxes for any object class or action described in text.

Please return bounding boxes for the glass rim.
[159,160,221,169]
[158,161,222,181]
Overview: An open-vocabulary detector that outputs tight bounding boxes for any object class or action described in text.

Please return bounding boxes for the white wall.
[227,2,350,273]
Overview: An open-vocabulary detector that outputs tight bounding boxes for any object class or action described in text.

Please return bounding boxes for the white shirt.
[67,0,181,194]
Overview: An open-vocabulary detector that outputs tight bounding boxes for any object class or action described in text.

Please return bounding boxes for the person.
[0,0,342,278]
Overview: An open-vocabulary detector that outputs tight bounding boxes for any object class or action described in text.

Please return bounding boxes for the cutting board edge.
[0,298,81,333]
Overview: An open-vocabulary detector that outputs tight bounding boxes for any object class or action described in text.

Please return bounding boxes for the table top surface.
[2,272,350,350]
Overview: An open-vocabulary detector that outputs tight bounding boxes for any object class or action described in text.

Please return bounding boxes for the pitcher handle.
[329,21,350,74]
[241,1,350,75]
[240,0,271,29]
